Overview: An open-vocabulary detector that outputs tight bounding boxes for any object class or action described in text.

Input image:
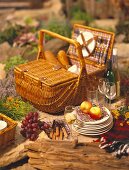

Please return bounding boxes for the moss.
[42,19,71,41]
[4,55,27,72]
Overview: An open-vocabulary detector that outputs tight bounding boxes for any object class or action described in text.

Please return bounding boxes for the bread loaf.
[57,50,70,68]
[44,51,62,67]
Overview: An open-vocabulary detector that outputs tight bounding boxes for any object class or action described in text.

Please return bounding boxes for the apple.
[89,106,102,120]
[80,101,92,114]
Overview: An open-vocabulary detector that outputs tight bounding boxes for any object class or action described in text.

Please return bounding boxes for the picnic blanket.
[99,106,129,158]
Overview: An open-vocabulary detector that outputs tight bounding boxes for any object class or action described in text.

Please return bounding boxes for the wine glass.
[98,78,109,106]
[87,86,98,105]
[105,82,116,110]
[64,106,77,139]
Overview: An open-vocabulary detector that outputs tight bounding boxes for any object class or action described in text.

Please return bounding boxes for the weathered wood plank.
[26,140,129,170]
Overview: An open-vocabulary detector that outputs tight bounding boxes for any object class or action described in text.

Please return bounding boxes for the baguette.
[59,128,64,140]
[57,50,70,69]
[49,129,54,139]
[62,127,68,138]
[56,126,60,137]
[44,51,62,67]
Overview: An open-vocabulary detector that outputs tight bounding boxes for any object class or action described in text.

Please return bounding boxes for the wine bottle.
[104,58,116,103]
[104,59,115,83]
[112,48,120,98]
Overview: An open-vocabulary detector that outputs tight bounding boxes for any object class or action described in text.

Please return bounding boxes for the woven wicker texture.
[15,59,78,87]
[68,24,115,66]
[0,113,17,149]
[14,27,114,114]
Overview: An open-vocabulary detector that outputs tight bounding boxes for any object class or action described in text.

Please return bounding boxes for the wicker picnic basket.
[14,25,114,114]
[0,113,17,149]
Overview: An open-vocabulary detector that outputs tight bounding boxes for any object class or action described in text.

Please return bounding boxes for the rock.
[13,0,65,21]
[0,42,11,62]
[0,63,6,80]
[12,163,35,170]
[0,122,32,168]
[21,46,38,61]
[44,38,69,56]
[115,43,129,70]
[90,19,118,31]
[115,34,126,43]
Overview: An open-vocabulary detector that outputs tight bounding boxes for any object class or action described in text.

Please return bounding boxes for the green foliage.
[4,55,27,72]
[116,21,129,43]
[26,46,38,56]
[71,6,94,25]
[24,17,34,26]
[0,25,22,45]
[73,11,93,25]
[0,97,34,120]
[42,19,71,41]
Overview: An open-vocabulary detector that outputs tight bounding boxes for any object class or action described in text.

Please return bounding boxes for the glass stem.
[109,99,111,110]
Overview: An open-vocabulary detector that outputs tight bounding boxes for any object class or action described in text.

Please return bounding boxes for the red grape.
[28,119,33,123]
[25,115,30,120]
[34,112,38,117]
[43,122,50,129]
[28,112,34,117]
[32,123,38,128]
[32,128,37,132]
[28,128,33,133]
[20,112,40,141]
[26,133,31,139]
[30,133,37,141]
[40,126,44,130]
[22,120,28,126]
[20,130,26,137]
[33,117,38,123]
[27,123,32,128]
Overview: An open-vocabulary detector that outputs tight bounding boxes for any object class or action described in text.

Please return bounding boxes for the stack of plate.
[72,106,113,136]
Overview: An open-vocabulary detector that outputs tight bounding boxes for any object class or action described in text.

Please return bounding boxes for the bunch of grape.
[39,121,50,130]
[20,112,39,141]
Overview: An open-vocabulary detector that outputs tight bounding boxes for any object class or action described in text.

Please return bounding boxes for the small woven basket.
[0,113,17,149]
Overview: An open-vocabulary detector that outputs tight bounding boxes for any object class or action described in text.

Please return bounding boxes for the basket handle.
[37,29,86,71]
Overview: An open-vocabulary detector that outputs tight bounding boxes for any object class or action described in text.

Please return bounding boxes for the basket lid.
[15,59,78,87]
[68,24,115,65]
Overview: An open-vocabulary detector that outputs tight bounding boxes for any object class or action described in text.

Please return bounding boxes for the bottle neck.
[107,59,112,71]
[112,48,119,69]
[112,55,118,69]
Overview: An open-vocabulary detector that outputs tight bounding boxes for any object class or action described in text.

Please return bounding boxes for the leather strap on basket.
[37,29,88,82]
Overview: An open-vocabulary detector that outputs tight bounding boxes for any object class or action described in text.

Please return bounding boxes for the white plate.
[72,122,113,136]
[73,121,113,133]
[73,118,113,131]
[77,31,96,57]
[0,120,7,130]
